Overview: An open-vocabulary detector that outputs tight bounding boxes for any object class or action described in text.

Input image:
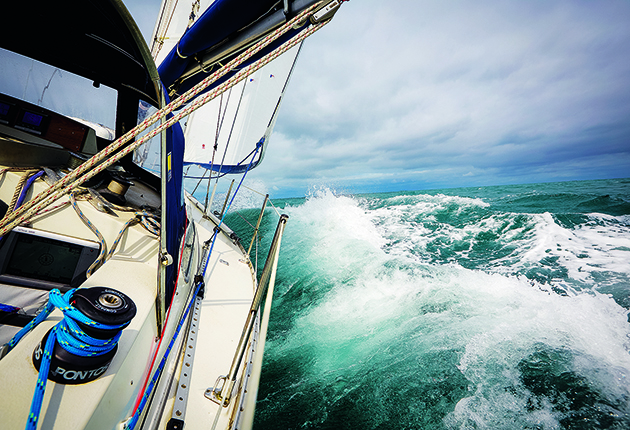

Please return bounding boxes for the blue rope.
[47,291,128,356]
[125,142,261,429]
[202,141,262,276]
[0,170,44,245]
[26,324,56,430]
[6,289,131,430]
[124,281,202,430]
[15,171,45,210]
[5,301,55,353]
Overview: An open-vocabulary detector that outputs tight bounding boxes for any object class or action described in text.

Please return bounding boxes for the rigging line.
[203,86,230,210]
[203,167,213,210]
[0,8,330,239]
[214,92,223,152]
[266,41,304,130]
[106,211,160,262]
[202,85,233,211]
[215,76,249,184]
[204,91,223,177]
[70,192,107,277]
[28,201,70,223]
[237,185,282,217]
[235,211,256,230]
[151,0,181,57]
[208,86,234,176]
[6,169,40,214]
[201,142,262,278]
[204,89,227,200]
[240,184,268,197]
[203,89,225,210]
[191,168,209,195]
[267,199,282,218]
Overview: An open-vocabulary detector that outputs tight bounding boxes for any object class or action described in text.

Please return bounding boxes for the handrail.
[205,213,288,408]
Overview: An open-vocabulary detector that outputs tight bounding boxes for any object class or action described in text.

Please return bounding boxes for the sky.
[129,0,630,198]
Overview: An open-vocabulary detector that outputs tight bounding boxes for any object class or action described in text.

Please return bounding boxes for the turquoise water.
[228,178,630,429]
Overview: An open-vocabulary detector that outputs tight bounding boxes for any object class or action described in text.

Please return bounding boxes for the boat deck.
[0,168,260,429]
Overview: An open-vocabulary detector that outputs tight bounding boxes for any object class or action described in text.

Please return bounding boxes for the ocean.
[225,178,630,429]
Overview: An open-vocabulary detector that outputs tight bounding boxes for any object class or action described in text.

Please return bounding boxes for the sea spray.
[243,179,630,429]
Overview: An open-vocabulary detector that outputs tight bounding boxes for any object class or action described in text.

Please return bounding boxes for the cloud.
[129,0,630,197]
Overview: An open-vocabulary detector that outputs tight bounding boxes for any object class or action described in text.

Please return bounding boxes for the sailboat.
[0,1,343,429]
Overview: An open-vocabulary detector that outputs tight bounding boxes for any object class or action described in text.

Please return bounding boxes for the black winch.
[32,287,136,385]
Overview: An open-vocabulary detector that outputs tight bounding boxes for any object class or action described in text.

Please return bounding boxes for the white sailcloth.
[150,0,301,172]
[150,0,215,65]
[182,45,299,171]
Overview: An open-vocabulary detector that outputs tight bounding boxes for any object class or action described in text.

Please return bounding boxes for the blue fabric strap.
[0,303,20,313]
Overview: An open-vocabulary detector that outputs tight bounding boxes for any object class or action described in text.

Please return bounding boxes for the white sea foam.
[266,188,630,428]
[283,188,386,264]
[364,192,630,290]
[520,212,630,286]
[367,193,493,262]
[446,269,630,427]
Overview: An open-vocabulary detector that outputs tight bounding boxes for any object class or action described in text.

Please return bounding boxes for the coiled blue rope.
[2,289,131,430]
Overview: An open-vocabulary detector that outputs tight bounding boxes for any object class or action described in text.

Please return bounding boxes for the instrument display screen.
[0,227,99,289]
[15,109,47,134]
[21,111,44,127]
[0,101,11,123]
[6,234,82,285]
[0,102,10,116]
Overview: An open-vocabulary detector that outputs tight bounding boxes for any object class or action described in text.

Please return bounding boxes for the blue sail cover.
[158,0,280,89]
[164,91,187,306]
[158,0,316,95]
[162,27,307,97]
